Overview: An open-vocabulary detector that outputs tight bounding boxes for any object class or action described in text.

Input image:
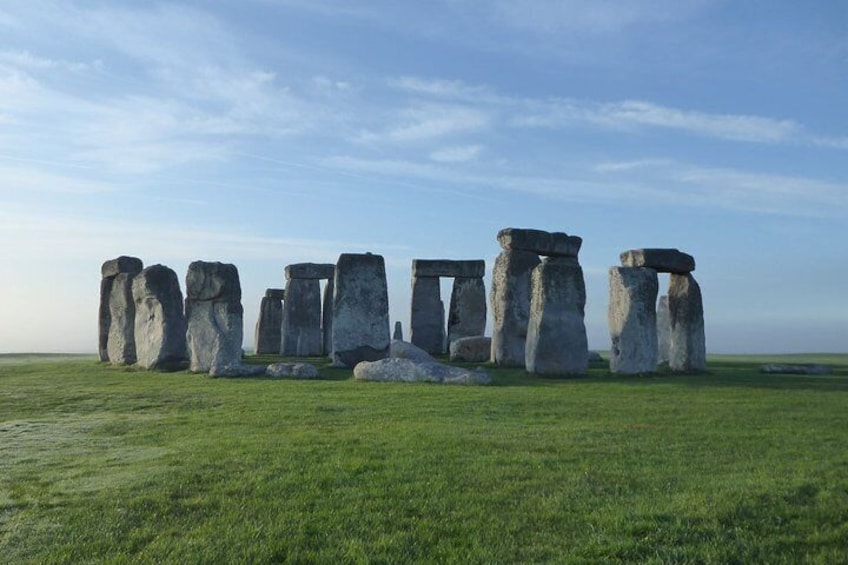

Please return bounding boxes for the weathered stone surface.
[449,336,492,363]
[281,278,322,356]
[330,253,390,367]
[353,358,492,385]
[132,265,187,371]
[390,339,436,363]
[266,362,321,379]
[322,278,334,356]
[490,249,541,366]
[285,263,335,280]
[410,276,444,355]
[447,277,487,346]
[412,259,485,279]
[668,273,706,372]
[107,272,137,365]
[497,228,582,257]
[99,256,143,362]
[265,288,285,300]
[608,267,659,374]
[101,256,143,279]
[209,362,267,378]
[657,295,671,364]
[760,364,833,375]
[393,321,403,341]
[620,249,695,274]
[254,296,282,354]
[185,261,244,374]
[525,257,588,375]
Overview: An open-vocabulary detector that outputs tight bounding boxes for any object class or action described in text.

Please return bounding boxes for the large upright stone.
[331,253,390,367]
[608,267,659,374]
[322,278,334,356]
[185,261,244,373]
[99,256,143,362]
[657,295,671,365]
[668,273,706,372]
[281,278,322,356]
[620,249,695,274]
[410,276,445,355]
[393,321,403,341]
[497,228,582,258]
[490,249,541,366]
[447,277,487,346]
[525,257,588,375]
[254,295,283,355]
[107,273,137,365]
[132,265,187,371]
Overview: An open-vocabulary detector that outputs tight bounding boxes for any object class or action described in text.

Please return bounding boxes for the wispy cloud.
[430,144,483,163]
[357,103,489,143]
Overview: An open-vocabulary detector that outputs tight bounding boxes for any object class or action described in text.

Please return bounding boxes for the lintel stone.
[285,263,335,280]
[620,249,695,273]
[265,288,285,300]
[101,256,143,279]
[497,228,582,257]
[412,259,485,279]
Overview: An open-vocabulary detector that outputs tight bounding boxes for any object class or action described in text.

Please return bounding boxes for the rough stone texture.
[322,278,334,356]
[254,296,283,354]
[490,249,541,366]
[107,273,137,365]
[657,295,671,364]
[497,228,582,258]
[449,336,492,363]
[525,257,589,375]
[285,263,335,280]
[620,249,695,274]
[410,276,445,355]
[99,256,143,361]
[608,267,659,374]
[668,273,706,372]
[101,256,144,279]
[760,364,833,375]
[389,339,435,363]
[331,253,390,367]
[209,362,267,378]
[266,362,321,379]
[447,277,487,346]
[281,278,322,356]
[185,261,244,374]
[353,358,492,385]
[132,265,187,371]
[393,321,403,341]
[412,259,485,279]
[265,288,285,300]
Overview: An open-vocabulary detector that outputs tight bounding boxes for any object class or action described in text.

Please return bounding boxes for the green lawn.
[1,354,847,564]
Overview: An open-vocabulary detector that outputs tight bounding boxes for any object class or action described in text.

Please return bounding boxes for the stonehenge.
[608,267,659,374]
[99,256,143,364]
[281,263,334,357]
[254,289,284,355]
[132,264,188,371]
[657,295,671,364]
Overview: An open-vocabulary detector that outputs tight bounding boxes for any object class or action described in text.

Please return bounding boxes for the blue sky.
[1,0,846,353]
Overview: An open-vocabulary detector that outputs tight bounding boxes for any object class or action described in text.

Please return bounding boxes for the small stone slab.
[449,336,491,363]
[266,362,320,379]
[101,256,143,279]
[390,340,436,363]
[760,364,833,375]
[285,263,335,280]
[412,259,485,279]
[353,358,492,385]
[209,362,268,378]
[620,249,695,274]
[265,288,285,300]
[497,228,582,258]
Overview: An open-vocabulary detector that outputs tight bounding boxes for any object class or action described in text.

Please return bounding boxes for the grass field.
[1,353,847,563]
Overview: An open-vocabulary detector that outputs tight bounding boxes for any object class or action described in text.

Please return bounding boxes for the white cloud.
[430,144,483,162]
[357,103,489,143]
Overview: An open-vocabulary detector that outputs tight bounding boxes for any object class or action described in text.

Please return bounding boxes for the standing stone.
[185,261,244,373]
[410,276,444,355]
[107,273,137,365]
[393,321,403,341]
[525,257,588,375]
[322,278,334,356]
[668,273,706,372]
[447,277,487,346]
[99,256,143,362]
[657,295,671,365]
[608,267,659,374]
[490,249,541,366]
[254,295,283,355]
[331,253,390,367]
[281,278,322,356]
[132,265,187,371]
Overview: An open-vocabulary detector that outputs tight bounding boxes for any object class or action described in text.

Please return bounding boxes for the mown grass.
[1,354,847,564]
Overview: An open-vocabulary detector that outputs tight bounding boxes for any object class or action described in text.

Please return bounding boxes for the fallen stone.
[760,364,833,375]
[447,277,487,345]
[412,259,485,279]
[410,275,445,355]
[608,267,659,374]
[668,273,706,372]
[497,228,582,257]
[209,362,267,378]
[285,263,335,280]
[389,339,435,362]
[281,278,322,356]
[107,272,137,365]
[266,362,321,379]
[132,264,188,371]
[620,249,695,274]
[449,336,492,363]
[588,351,604,363]
[490,249,541,367]
[353,358,492,385]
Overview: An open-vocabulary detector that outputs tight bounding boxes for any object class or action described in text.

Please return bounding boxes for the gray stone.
[107,273,137,365]
[254,296,283,355]
[185,261,244,374]
[281,278,322,356]
[668,273,706,372]
[490,249,541,366]
[353,358,492,385]
[101,256,144,279]
[412,259,485,279]
[265,288,285,300]
[760,364,833,375]
[330,253,390,367]
[657,295,671,364]
[447,277,487,345]
[132,265,187,371]
[266,362,321,379]
[608,267,659,374]
[393,321,403,341]
[99,255,143,362]
[410,276,445,355]
[497,228,582,257]
[389,339,436,363]
[620,249,695,274]
[525,257,588,375]
[285,263,335,280]
[588,351,604,363]
[449,336,492,363]
[322,278,334,356]
[209,362,267,378]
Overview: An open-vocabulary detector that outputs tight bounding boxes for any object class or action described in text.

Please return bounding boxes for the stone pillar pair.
[608,249,705,373]
[409,260,486,355]
[99,256,144,365]
[490,228,588,375]
[280,263,335,357]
